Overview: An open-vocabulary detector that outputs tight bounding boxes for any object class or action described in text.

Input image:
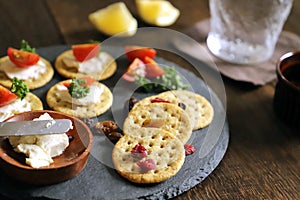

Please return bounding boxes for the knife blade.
[0,119,72,136]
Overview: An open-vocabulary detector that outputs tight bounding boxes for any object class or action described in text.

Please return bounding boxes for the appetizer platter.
[0,44,229,200]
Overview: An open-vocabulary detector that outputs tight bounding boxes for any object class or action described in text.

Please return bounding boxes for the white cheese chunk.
[8,113,71,168]
[0,59,47,80]
[15,144,54,169]
[36,134,69,157]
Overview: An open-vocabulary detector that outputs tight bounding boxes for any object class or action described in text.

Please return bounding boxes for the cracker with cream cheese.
[46,79,113,118]
[112,127,185,184]
[0,92,43,122]
[0,57,54,90]
[55,50,117,81]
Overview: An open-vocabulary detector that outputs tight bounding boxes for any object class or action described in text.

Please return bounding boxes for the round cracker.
[46,80,112,118]
[26,92,44,111]
[112,128,185,184]
[0,56,54,90]
[132,90,214,130]
[55,50,117,81]
[157,90,214,130]
[123,102,192,144]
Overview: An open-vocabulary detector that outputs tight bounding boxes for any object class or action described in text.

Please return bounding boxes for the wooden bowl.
[0,110,93,185]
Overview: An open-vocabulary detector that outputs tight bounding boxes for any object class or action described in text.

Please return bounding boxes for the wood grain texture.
[0,0,299,199]
[0,0,64,56]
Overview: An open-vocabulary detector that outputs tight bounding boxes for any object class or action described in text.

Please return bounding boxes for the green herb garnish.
[20,40,36,53]
[10,77,29,100]
[87,39,101,44]
[68,78,90,99]
[135,66,189,92]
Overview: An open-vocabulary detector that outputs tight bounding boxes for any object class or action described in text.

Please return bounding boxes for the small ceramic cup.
[273,51,300,128]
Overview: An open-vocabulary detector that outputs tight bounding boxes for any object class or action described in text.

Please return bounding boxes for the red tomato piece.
[7,47,40,68]
[125,46,156,62]
[78,76,95,86]
[144,56,165,78]
[72,43,100,62]
[122,58,146,82]
[63,76,95,88]
[63,82,70,88]
[0,85,18,107]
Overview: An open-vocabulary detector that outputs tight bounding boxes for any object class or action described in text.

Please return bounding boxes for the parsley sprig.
[135,66,189,92]
[68,78,90,99]
[10,77,29,100]
[20,40,36,53]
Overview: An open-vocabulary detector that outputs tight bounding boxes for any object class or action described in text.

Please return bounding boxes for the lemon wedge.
[88,2,137,37]
[136,0,180,27]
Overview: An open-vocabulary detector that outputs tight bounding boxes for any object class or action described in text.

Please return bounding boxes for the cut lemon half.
[136,0,180,27]
[89,2,137,37]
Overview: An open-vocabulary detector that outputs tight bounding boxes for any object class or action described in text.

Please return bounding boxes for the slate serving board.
[0,45,229,200]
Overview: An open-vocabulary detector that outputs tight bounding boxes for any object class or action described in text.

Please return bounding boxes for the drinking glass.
[207,0,293,64]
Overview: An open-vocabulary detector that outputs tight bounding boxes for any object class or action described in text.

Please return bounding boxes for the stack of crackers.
[112,90,214,184]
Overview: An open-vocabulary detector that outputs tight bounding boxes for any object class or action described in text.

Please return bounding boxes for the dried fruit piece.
[94,121,120,134]
[94,121,123,144]
[106,132,123,144]
[142,119,164,128]
[184,144,195,155]
[131,144,148,159]
[128,96,138,111]
[137,159,156,172]
[178,102,186,110]
[150,97,171,103]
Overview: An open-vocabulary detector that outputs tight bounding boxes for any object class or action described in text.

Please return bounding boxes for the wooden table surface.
[0,0,299,199]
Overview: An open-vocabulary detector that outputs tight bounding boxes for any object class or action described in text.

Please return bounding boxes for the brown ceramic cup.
[273,52,300,128]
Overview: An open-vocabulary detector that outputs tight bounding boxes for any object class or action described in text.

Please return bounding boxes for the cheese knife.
[0,119,72,136]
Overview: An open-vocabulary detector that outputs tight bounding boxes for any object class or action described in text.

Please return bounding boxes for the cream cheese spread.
[0,59,47,80]
[56,83,103,106]
[8,113,71,168]
[0,99,31,122]
[63,52,114,76]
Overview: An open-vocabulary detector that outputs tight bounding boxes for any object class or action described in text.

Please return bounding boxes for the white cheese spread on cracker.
[0,99,31,122]
[63,52,113,76]
[0,59,47,80]
[56,83,103,106]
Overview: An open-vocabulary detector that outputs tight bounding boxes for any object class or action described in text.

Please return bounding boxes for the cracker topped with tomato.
[55,43,117,81]
[0,40,54,90]
[46,76,113,118]
[122,46,164,82]
[0,78,43,122]
[122,46,188,93]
